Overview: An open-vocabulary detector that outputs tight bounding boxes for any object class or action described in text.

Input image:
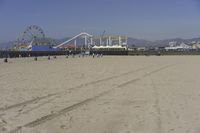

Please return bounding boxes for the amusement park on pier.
[1,25,200,59]
[12,25,128,52]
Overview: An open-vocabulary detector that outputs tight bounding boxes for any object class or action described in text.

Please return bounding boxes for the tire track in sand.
[0,66,149,113]
[0,94,56,112]
[7,64,174,133]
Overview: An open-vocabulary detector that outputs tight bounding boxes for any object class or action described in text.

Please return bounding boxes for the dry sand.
[0,56,200,133]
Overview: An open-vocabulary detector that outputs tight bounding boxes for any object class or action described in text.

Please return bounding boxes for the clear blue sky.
[0,0,200,42]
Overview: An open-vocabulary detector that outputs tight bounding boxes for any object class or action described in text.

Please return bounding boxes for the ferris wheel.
[16,25,45,45]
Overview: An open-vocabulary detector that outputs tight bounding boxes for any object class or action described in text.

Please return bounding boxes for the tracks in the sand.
[1,66,151,133]
[6,64,174,133]
[118,64,173,88]
[0,94,57,112]
[8,89,113,133]
[0,66,149,113]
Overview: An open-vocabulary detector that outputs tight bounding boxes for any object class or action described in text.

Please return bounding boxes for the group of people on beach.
[3,53,103,63]
[66,53,103,58]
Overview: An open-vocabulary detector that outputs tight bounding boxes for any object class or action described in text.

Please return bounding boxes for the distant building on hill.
[165,42,191,51]
[169,41,177,47]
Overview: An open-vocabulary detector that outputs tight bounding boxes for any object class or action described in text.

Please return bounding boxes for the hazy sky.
[0,0,200,42]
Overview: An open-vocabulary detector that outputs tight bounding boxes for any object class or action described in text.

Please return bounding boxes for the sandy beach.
[0,56,200,133]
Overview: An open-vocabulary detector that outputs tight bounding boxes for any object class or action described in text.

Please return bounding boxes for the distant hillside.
[128,37,200,48]
[152,38,200,47]
[0,42,13,50]
[127,37,152,47]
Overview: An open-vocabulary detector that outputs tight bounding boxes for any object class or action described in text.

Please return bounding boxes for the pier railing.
[1,50,200,58]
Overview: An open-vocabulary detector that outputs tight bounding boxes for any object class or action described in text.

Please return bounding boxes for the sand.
[0,55,200,133]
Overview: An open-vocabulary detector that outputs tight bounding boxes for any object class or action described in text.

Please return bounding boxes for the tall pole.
[100,37,102,46]
[119,36,121,46]
[90,38,93,48]
[74,40,77,51]
[109,36,111,46]
[85,35,87,49]
[126,36,128,45]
